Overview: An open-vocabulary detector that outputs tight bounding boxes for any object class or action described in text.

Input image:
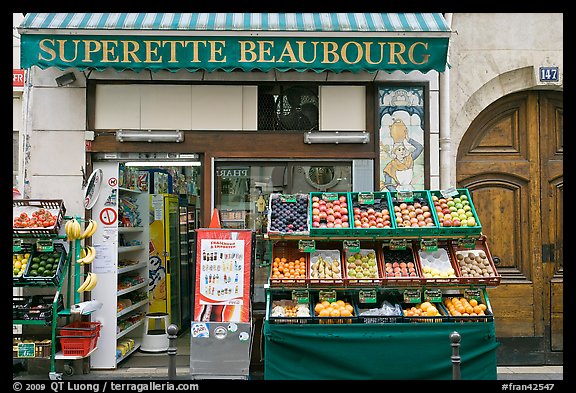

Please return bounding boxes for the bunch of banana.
[65,218,82,240]
[77,246,96,264]
[79,219,98,239]
[77,272,98,292]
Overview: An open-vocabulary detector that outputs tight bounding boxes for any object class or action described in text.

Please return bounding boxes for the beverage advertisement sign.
[193,229,252,323]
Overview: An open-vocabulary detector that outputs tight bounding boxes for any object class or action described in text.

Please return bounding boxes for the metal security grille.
[258,85,319,131]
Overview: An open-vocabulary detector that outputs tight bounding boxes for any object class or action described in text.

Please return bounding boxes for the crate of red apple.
[309,192,354,236]
[349,192,396,236]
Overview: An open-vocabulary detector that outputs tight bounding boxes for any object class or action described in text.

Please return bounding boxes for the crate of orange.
[402,301,448,323]
[270,242,308,287]
[441,295,493,323]
[312,293,358,324]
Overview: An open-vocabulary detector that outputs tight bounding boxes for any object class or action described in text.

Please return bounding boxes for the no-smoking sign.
[99,207,118,226]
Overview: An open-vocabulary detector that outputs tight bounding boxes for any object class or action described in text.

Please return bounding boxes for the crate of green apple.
[430,189,482,236]
[344,248,383,285]
[267,193,310,235]
[349,192,396,236]
[389,190,440,237]
[309,192,353,236]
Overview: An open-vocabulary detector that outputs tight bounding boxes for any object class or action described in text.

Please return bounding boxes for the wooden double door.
[457,90,563,365]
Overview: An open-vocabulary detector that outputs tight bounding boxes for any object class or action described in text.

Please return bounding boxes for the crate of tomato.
[13,199,66,236]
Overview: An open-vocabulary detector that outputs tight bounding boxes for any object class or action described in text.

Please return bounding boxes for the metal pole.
[167,324,179,380]
[450,331,461,380]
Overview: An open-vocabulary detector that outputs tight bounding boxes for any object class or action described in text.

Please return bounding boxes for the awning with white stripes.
[19,13,451,73]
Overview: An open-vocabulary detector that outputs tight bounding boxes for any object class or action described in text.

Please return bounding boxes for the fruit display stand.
[262,189,501,380]
[13,199,99,379]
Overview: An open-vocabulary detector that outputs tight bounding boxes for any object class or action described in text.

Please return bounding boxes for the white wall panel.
[242,86,258,130]
[94,85,141,129]
[32,88,86,131]
[320,86,365,131]
[29,130,86,176]
[191,85,243,130]
[27,175,85,217]
[141,85,192,129]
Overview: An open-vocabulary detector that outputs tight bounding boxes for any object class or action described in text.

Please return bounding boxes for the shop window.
[258,85,319,131]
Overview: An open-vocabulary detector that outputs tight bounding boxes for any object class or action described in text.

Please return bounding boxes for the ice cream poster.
[378,86,426,192]
[193,229,253,323]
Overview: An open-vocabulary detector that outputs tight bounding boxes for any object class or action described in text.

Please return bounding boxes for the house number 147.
[539,66,559,82]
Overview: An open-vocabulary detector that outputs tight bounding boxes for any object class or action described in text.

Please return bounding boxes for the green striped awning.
[19,13,451,73]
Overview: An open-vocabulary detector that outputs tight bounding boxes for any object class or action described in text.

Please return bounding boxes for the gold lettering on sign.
[278,41,298,63]
[39,39,57,61]
[296,41,318,64]
[209,40,226,62]
[322,41,339,64]
[145,40,162,63]
[340,41,363,64]
[188,41,207,63]
[83,40,102,63]
[409,42,429,65]
[363,42,387,65]
[122,41,140,63]
[58,39,79,63]
[258,41,275,63]
[238,41,257,62]
[388,42,407,65]
[101,40,118,63]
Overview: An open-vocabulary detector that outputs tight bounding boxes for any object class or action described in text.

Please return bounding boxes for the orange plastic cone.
[209,208,221,228]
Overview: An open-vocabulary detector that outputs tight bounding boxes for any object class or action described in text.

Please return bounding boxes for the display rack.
[13,200,97,379]
[90,162,150,369]
[263,190,500,380]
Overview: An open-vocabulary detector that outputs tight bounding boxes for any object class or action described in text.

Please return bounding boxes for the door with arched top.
[456,90,562,365]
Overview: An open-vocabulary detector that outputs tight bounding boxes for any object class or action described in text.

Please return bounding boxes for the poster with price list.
[193,229,253,323]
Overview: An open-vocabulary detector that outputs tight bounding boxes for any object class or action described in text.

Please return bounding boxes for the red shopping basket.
[58,321,101,357]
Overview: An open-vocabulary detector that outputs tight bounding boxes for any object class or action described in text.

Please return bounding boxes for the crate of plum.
[343,248,382,286]
[356,291,405,324]
[415,243,460,284]
[308,249,345,286]
[267,193,310,235]
[379,243,424,286]
[270,241,308,287]
[349,192,396,236]
[268,291,313,324]
[389,190,439,237]
[309,192,353,236]
[429,188,482,237]
[441,292,494,323]
[449,235,501,286]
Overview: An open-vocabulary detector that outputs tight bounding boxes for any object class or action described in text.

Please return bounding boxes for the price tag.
[13,238,23,253]
[319,290,337,304]
[464,288,482,302]
[17,342,36,358]
[358,192,374,204]
[420,239,438,252]
[322,193,338,201]
[403,288,421,304]
[359,289,377,304]
[298,239,316,253]
[389,238,408,250]
[292,290,310,304]
[440,186,459,198]
[457,238,478,249]
[396,190,414,202]
[343,240,360,253]
[424,288,443,303]
[36,239,54,252]
[281,194,296,203]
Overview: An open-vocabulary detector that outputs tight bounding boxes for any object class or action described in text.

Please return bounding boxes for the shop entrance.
[456,90,563,364]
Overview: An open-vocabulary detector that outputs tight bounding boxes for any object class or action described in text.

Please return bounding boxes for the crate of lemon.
[313,296,358,324]
[13,245,34,283]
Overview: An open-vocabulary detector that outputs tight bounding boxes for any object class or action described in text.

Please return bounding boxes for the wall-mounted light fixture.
[304,131,370,144]
[116,129,184,143]
[124,161,201,167]
[55,72,76,87]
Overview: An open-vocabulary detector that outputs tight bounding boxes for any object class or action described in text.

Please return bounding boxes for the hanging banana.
[79,219,98,239]
[84,272,98,291]
[66,218,83,240]
[77,246,96,264]
[77,273,92,292]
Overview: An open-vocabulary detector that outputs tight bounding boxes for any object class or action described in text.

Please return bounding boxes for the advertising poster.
[193,229,252,323]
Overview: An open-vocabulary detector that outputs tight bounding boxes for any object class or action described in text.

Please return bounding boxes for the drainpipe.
[439,13,453,189]
[21,68,33,199]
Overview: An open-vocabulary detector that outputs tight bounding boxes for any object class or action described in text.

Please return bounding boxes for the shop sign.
[21,35,449,74]
[13,69,24,87]
[216,168,249,178]
[539,66,559,82]
[359,289,377,304]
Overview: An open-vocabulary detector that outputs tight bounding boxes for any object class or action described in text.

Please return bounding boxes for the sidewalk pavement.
[13,365,563,381]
